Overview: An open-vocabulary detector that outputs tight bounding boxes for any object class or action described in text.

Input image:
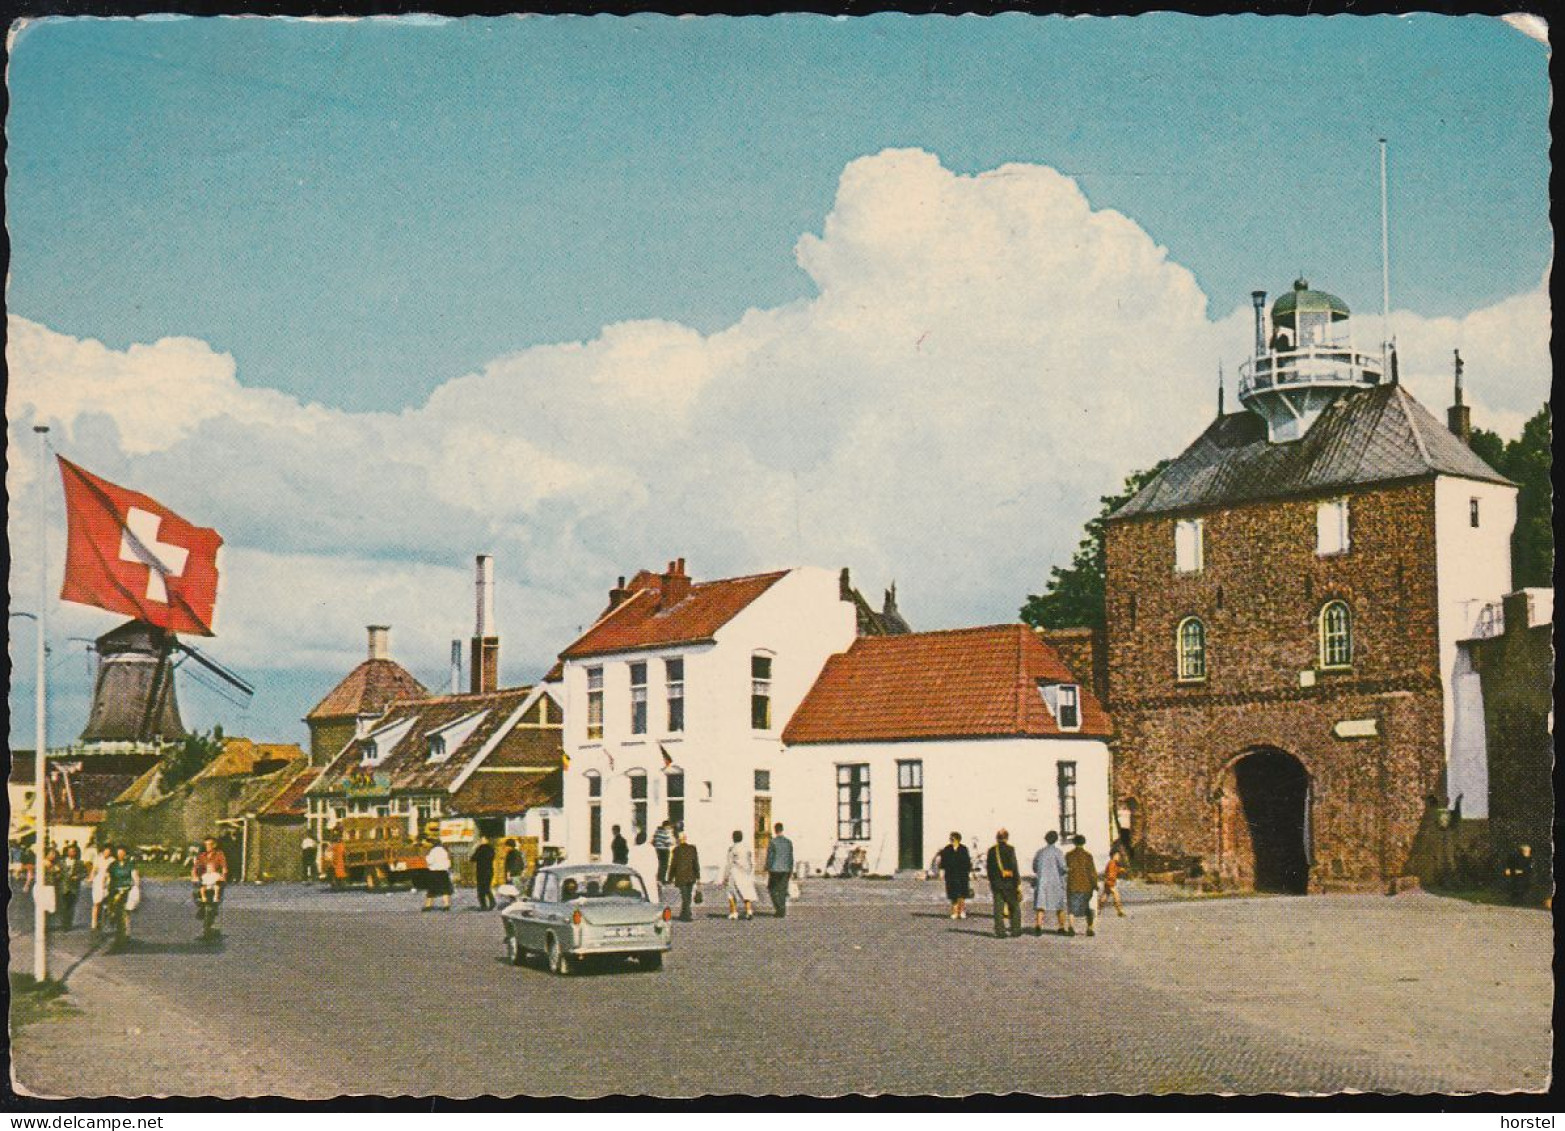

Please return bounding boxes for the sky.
[5,13,1553,749]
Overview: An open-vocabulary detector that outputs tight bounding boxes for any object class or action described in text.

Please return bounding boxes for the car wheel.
[505,933,526,967]
[546,934,574,976]
[639,952,664,971]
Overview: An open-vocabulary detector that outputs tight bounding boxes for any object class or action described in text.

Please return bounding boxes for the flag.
[57,457,223,636]
[660,744,673,769]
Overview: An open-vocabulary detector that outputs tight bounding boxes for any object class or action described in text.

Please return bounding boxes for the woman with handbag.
[720,830,757,920]
[103,846,141,945]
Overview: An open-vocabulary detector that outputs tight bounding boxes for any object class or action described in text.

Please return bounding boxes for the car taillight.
[572,909,583,926]
[662,906,672,922]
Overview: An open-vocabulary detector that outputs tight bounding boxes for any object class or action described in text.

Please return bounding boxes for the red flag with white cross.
[57,457,224,636]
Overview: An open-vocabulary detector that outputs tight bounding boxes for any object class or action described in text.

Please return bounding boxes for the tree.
[1020,462,1169,631]
[159,726,225,792]
[1470,405,1552,589]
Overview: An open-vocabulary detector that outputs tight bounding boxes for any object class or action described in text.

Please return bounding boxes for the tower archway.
[1222,747,1312,894]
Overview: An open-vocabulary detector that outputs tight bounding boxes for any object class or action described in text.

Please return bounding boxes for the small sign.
[1026,787,1039,803]
[343,771,392,798]
[439,817,477,842]
[1334,718,1378,739]
[1298,670,1317,688]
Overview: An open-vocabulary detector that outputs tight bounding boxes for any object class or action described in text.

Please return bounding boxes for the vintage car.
[498,864,672,974]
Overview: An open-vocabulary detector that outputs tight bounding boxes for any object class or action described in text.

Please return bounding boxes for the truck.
[323,817,427,888]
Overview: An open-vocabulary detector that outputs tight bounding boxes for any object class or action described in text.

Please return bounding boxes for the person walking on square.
[1032,831,1069,936]
[1501,843,1534,904]
[721,830,757,920]
[1101,846,1128,919]
[669,831,701,922]
[503,838,526,886]
[610,825,630,866]
[986,829,1023,938]
[1065,835,1099,937]
[422,840,454,912]
[300,831,318,881]
[56,843,86,931]
[472,837,496,911]
[933,832,973,920]
[89,845,112,934]
[653,820,677,883]
[765,822,794,918]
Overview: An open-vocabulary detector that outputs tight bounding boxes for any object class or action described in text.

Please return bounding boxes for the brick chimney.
[367,625,391,661]
[607,576,634,611]
[470,554,499,694]
[658,558,691,610]
[1447,348,1472,446]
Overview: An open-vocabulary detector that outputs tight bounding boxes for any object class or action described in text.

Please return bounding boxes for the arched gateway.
[1220,747,1312,894]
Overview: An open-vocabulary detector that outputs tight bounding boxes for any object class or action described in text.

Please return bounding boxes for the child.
[1101,848,1128,918]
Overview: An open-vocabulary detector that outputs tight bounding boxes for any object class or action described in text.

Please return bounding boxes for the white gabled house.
[558,560,859,879]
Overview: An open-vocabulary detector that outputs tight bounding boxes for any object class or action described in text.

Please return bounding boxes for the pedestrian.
[610,825,630,866]
[39,847,61,924]
[56,843,85,931]
[1065,834,1098,937]
[933,831,973,920]
[90,844,112,934]
[503,838,526,885]
[721,830,757,920]
[669,831,702,922]
[300,830,318,881]
[1031,831,1069,936]
[985,829,1023,938]
[422,839,453,912]
[1101,846,1128,918]
[472,837,496,911]
[764,822,794,918]
[1501,843,1534,904]
[653,820,677,883]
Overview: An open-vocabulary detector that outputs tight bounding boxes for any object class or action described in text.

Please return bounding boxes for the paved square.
[8,879,1552,1097]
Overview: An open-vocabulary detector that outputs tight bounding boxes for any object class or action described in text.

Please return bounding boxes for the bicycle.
[102,887,133,947]
[194,873,223,940]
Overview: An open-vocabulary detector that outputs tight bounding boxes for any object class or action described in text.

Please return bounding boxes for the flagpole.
[34,424,50,983]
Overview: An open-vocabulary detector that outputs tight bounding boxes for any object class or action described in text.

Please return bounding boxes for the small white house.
[778,625,1113,875]
[558,560,859,880]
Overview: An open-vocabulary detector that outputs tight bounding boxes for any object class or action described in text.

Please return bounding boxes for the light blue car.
[499,863,672,975]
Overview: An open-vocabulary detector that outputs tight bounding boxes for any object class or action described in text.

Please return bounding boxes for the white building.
[558,560,859,879]
[779,625,1113,875]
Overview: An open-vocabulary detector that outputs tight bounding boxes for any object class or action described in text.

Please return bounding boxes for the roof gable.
[1112,384,1513,521]
[782,625,1111,745]
[560,570,790,659]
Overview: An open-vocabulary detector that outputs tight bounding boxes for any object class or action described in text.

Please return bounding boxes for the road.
[8,878,1553,1098]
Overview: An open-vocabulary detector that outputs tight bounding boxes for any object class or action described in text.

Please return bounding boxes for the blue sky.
[6,14,1552,749]
[8,14,1550,411]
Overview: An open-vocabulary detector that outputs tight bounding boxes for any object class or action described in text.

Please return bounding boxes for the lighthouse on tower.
[1237,278,1386,442]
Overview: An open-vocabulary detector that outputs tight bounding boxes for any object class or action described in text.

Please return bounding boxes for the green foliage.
[1020,462,1169,631]
[159,725,225,792]
[1472,405,1552,589]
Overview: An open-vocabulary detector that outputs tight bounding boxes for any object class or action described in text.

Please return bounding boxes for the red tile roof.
[782,624,1112,744]
[306,658,427,721]
[560,569,789,659]
[259,766,322,820]
[450,768,562,818]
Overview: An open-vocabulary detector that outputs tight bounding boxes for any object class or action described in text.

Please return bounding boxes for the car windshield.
[557,871,647,902]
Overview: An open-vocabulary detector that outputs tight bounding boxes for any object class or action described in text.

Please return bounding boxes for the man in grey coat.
[1032,831,1068,936]
[764,822,794,918]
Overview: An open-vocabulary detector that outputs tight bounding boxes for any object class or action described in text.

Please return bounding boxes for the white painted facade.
[560,567,857,881]
[775,736,1112,877]
[1434,474,1516,818]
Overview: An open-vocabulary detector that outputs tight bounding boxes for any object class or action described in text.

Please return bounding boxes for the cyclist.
[102,846,140,944]
[191,836,229,938]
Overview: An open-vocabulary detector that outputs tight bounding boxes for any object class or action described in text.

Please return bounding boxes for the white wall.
[775,736,1113,878]
[1434,475,1515,817]
[560,566,857,880]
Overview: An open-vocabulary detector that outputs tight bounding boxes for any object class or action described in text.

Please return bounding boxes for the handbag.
[125,882,142,911]
[787,878,801,901]
[693,885,704,905]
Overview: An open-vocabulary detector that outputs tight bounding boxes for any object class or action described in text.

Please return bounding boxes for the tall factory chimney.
[471,554,499,694]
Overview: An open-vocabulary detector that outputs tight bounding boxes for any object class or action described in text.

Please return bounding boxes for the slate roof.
[782,625,1112,745]
[305,658,428,721]
[308,686,539,797]
[1112,384,1512,521]
[560,570,790,659]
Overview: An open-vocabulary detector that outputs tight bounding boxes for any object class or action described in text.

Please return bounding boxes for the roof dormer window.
[357,716,416,768]
[1038,683,1082,732]
[425,710,491,764]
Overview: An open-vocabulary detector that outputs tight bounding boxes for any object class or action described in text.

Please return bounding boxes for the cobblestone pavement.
[8,879,1552,1099]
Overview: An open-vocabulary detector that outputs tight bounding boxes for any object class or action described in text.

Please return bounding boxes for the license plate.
[609,926,643,938]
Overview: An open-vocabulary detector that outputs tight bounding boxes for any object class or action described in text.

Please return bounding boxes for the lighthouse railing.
[1238,345,1384,398]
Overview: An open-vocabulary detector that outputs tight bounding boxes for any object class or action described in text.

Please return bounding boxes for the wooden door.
[753,796,772,867]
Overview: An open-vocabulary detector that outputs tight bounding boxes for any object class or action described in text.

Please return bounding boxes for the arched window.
[1319,601,1352,669]
[1177,617,1207,682]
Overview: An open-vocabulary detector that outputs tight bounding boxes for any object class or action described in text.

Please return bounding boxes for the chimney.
[839,567,853,601]
[883,583,899,618]
[607,575,633,611]
[658,558,691,611]
[1251,291,1268,356]
[1447,348,1472,446]
[449,640,463,695]
[367,625,391,661]
[470,554,499,694]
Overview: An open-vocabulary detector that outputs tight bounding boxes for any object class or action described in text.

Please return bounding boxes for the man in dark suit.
[985,828,1022,938]
[472,838,496,911]
[764,822,794,918]
[610,825,630,866]
[669,831,702,922]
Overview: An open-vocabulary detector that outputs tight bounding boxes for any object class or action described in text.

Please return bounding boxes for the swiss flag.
[58,457,223,636]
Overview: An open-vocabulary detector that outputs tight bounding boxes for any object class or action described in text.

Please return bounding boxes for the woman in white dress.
[89,844,112,934]
[720,830,757,920]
